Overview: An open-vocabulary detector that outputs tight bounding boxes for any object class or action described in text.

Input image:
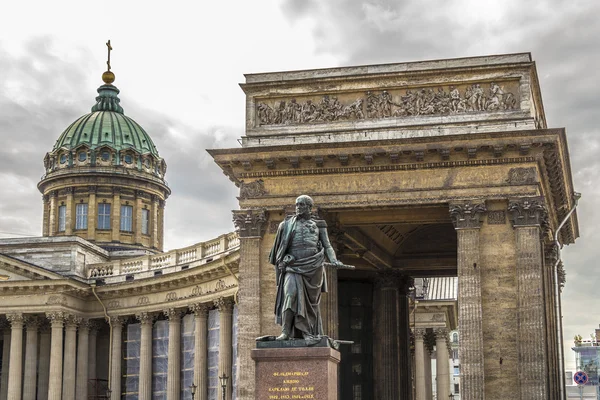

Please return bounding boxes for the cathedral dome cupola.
[38,41,170,253]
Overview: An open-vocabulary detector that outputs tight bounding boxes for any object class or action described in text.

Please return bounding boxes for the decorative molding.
[109,316,125,327]
[107,300,121,309]
[46,295,68,305]
[137,296,150,306]
[24,316,42,329]
[232,209,268,238]
[414,328,427,339]
[269,220,281,234]
[374,271,413,293]
[508,197,548,227]
[64,314,82,328]
[507,167,537,185]
[239,179,267,199]
[256,82,518,126]
[487,210,506,225]
[165,291,178,302]
[434,327,449,339]
[449,202,487,229]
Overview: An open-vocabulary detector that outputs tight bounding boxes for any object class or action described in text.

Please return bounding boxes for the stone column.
[136,312,154,400]
[6,314,24,400]
[37,322,51,400]
[414,328,427,400]
[398,277,413,400]
[109,317,124,400]
[450,202,487,400]
[23,317,40,400]
[158,200,165,250]
[321,225,343,339]
[46,312,64,400]
[373,271,407,399]
[216,298,234,400]
[165,309,182,400]
[508,198,548,400]
[0,321,10,400]
[544,244,559,400]
[190,303,209,400]
[87,186,97,240]
[75,320,91,400]
[424,347,433,400]
[49,191,57,236]
[65,187,74,235]
[111,188,121,241]
[232,209,267,400]
[435,328,451,400]
[88,320,99,384]
[62,315,81,400]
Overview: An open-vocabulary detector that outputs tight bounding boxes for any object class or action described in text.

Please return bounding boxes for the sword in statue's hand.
[324,261,355,270]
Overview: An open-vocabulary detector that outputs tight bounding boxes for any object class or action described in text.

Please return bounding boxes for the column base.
[251,345,340,400]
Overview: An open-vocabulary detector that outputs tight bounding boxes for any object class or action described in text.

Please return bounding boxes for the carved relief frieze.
[239,179,267,199]
[137,296,150,306]
[165,292,178,302]
[107,300,121,309]
[256,81,519,126]
[232,209,268,238]
[487,210,506,225]
[449,202,487,229]
[46,295,68,305]
[507,167,537,185]
[508,197,548,227]
[191,286,203,296]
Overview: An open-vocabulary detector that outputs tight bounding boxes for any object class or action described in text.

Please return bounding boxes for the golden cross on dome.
[106,40,112,71]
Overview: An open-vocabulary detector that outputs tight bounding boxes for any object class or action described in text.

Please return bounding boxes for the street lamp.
[190,383,197,400]
[219,374,229,400]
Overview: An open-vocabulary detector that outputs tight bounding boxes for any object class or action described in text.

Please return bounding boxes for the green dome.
[52,84,160,157]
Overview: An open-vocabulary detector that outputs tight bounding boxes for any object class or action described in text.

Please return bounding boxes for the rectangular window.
[98,203,111,229]
[181,314,195,399]
[453,366,460,376]
[454,383,460,393]
[152,320,169,400]
[208,309,220,400]
[58,205,66,232]
[75,203,88,229]
[123,323,140,399]
[141,208,150,235]
[121,205,133,232]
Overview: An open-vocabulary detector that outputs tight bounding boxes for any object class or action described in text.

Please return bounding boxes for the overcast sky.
[1,0,598,372]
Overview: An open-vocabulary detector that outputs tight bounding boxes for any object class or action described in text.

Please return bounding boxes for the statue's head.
[295,195,314,217]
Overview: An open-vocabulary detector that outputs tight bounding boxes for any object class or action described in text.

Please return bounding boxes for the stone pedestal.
[252,343,340,400]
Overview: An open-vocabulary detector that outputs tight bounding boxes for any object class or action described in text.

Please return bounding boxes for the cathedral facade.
[0,52,578,400]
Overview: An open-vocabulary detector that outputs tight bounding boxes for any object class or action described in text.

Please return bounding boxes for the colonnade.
[0,297,235,400]
[414,328,452,400]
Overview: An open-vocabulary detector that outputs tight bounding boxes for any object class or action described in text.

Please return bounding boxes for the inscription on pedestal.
[267,371,314,399]
[252,347,340,400]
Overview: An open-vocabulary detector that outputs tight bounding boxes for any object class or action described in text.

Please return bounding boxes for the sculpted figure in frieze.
[268,195,353,342]
[256,82,518,126]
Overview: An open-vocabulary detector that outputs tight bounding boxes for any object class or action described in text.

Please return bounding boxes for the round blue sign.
[574,371,589,385]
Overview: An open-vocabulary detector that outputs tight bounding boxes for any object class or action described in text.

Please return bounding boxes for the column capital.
[374,270,413,293]
[189,303,210,317]
[88,319,101,334]
[214,297,234,312]
[24,316,42,330]
[136,312,155,325]
[232,209,268,238]
[434,327,449,339]
[46,311,66,327]
[6,313,24,327]
[64,314,82,329]
[0,318,9,331]
[508,197,548,227]
[164,308,183,322]
[108,316,126,328]
[450,201,487,229]
[414,328,427,339]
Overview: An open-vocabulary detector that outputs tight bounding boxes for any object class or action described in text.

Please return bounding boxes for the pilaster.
[508,197,549,400]
[190,303,209,400]
[111,188,121,241]
[88,186,97,240]
[151,195,159,249]
[49,191,57,236]
[450,201,486,400]
[216,298,234,400]
[232,209,267,400]
[65,187,74,235]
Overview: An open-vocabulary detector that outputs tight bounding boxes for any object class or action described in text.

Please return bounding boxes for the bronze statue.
[269,195,345,340]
